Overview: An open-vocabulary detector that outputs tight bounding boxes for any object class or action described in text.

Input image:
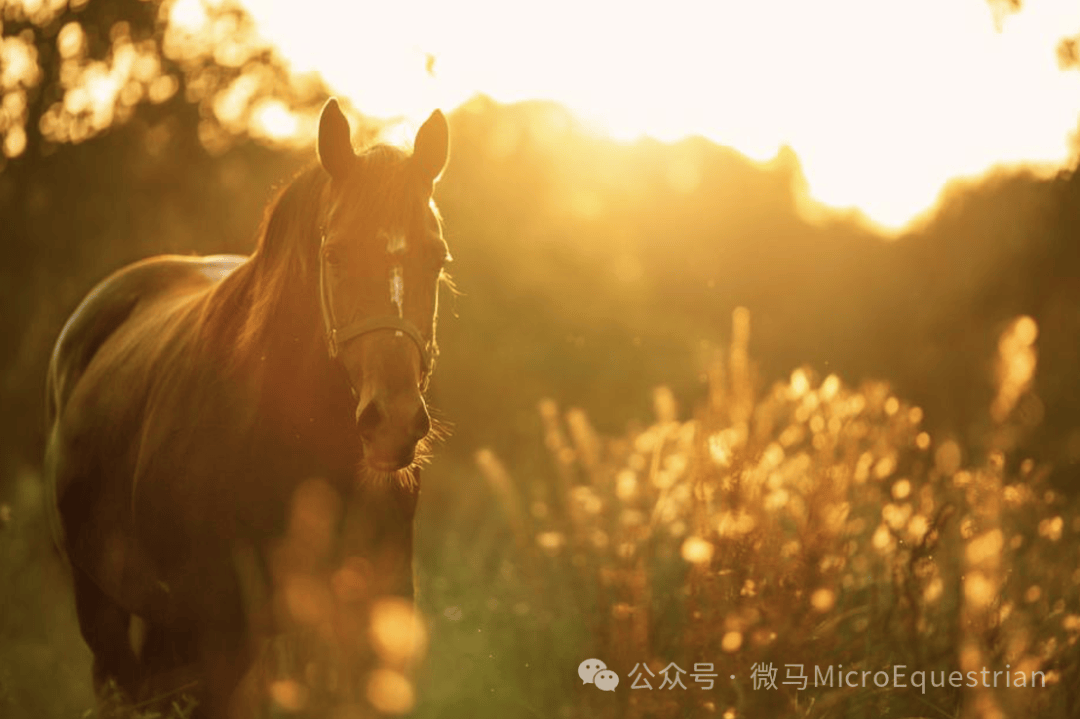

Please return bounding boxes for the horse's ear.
[413,109,448,185]
[318,98,354,180]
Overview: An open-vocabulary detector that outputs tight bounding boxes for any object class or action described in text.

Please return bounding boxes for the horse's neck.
[269,285,346,413]
[219,256,353,451]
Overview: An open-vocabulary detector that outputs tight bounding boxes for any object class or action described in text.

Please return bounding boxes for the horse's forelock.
[338,145,418,222]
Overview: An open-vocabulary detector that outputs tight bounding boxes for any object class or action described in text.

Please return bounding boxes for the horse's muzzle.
[355,392,431,471]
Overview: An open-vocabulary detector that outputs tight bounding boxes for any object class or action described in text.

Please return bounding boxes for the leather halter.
[318,234,436,382]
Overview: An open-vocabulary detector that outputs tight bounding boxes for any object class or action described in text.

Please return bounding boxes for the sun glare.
[237,0,1080,233]
[251,98,299,140]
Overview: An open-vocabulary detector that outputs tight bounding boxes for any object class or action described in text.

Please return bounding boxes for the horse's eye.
[323,248,342,267]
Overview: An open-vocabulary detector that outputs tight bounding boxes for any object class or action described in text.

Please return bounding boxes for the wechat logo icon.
[579,658,619,691]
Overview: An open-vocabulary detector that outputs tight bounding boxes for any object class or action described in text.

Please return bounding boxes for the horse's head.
[316,99,450,474]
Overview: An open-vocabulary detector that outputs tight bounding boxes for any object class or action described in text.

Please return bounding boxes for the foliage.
[0,0,326,167]
[449,309,1080,718]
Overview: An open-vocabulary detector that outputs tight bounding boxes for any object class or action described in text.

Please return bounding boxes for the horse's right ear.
[413,109,449,185]
[318,98,354,180]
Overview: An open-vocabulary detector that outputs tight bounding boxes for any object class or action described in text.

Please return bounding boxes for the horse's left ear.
[413,109,449,185]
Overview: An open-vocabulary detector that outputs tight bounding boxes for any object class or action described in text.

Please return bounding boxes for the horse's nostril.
[358,395,429,448]
[356,400,383,438]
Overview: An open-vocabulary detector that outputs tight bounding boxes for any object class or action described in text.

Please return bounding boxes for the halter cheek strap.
[319,234,436,380]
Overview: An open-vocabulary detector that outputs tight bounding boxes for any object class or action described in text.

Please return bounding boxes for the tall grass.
[473,309,1080,719]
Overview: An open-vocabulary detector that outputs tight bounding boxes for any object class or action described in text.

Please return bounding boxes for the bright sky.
[231,0,1080,233]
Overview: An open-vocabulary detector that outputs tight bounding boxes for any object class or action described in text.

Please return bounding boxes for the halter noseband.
[318,233,436,382]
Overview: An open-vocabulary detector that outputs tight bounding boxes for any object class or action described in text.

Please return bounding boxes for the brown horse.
[43,99,450,717]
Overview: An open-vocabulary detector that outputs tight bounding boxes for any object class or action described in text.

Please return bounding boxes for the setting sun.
[232,0,1080,233]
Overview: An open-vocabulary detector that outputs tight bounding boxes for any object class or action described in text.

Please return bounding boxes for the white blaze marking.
[385,231,407,254]
[390,265,404,318]
[379,229,407,323]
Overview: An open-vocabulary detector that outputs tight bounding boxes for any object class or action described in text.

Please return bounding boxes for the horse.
[43,98,451,717]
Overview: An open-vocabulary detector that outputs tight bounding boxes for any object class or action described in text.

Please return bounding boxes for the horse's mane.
[245,163,328,344]
[198,163,327,360]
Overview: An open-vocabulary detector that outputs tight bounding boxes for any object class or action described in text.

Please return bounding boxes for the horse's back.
[47,254,245,425]
[45,254,247,572]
